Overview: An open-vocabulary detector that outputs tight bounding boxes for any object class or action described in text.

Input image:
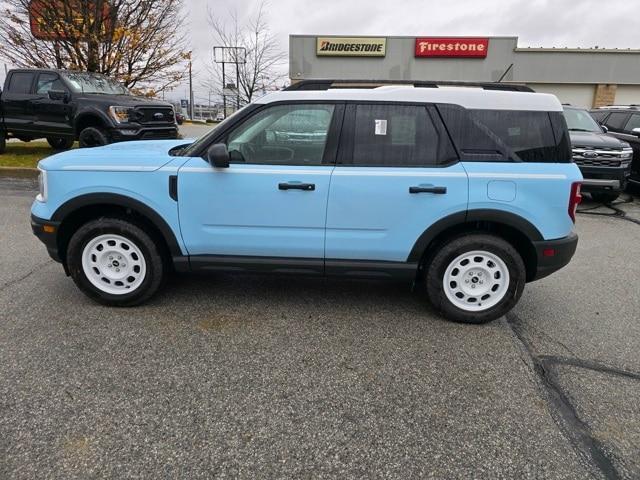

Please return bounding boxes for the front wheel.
[66,218,165,306]
[47,137,74,150]
[425,234,526,324]
[78,126,109,148]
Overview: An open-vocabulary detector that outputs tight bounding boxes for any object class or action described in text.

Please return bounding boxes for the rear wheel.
[66,218,165,306]
[79,126,109,148]
[590,191,619,204]
[47,137,74,150]
[425,234,526,324]
[0,131,5,154]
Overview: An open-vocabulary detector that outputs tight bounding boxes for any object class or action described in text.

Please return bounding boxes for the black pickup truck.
[0,68,178,153]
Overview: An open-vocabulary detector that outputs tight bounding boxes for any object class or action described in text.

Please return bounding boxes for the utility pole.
[188,54,194,120]
[222,61,226,119]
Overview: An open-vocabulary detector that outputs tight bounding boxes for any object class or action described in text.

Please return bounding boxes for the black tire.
[66,218,165,306]
[425,233,526,324]
[79,126,109,148]
[0,131,6,154]
[590,191,619,204]
[47,137,75,150]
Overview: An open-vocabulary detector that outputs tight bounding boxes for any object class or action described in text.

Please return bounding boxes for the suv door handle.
[279,182,315,191]
[409,185,447,194]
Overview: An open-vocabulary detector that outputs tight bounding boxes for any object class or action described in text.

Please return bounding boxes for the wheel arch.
[74,111,111,137]
[52,193,183,268]
[409,209,542,282]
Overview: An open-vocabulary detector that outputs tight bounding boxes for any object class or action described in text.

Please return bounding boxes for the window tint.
[439,104,571,162]
[605,112,630,130]
[7,72,34,94]
[349,104,457,166]
[36,73,65,94]
[227,104,335,165]
[623,114,640,132]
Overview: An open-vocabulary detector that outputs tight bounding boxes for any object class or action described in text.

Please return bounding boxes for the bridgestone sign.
[316,37,386,57]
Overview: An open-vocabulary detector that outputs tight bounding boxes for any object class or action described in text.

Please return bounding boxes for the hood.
[39,139,194,172]
[569,131,629,149]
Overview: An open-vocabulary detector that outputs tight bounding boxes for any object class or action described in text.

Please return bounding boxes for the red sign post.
[415,38,489,58]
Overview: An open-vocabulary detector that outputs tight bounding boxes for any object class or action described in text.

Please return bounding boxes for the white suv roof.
[256,86,562,112]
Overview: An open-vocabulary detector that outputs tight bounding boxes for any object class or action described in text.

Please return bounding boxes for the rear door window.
[7,72,35,94]
[345,103,457,167]
[623,114,640,132]
[605,112,631,130]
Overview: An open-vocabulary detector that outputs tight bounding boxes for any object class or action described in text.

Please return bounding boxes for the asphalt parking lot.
[1,178,639,479]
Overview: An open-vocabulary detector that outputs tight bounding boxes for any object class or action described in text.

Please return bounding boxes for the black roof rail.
[284,79,535,93]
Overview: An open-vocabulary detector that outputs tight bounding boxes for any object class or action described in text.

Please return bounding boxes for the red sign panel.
[415,37,489,58]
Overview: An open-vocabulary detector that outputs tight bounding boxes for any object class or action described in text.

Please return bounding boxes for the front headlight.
[108,106,133,123]
[622,148,633,160]
[37,168,47,202]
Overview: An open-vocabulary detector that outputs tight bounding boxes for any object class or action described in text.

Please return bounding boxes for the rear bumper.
[579,165,630,192]
[31,214,62,263]
[530,232,578,282]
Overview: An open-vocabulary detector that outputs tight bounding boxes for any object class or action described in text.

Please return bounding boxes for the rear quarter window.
[438,104,571,163]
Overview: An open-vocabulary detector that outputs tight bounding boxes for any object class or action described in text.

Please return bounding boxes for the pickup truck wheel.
[66,218,165,306]
[590,191,619,204]
[0,131,5,154]
[47,137,74,150]
[425,234,526,324]
[79,126,109,148]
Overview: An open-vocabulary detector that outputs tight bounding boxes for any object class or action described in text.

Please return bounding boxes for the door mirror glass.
[207,143,230,168]
[600,124,608,133]
[48,90,69,102]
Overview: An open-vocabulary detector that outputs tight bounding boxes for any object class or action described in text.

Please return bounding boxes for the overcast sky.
[179,0,640,102]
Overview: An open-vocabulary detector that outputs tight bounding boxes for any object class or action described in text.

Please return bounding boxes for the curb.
[0,167,39,179]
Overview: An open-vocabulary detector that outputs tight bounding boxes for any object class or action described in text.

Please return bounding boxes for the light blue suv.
[31,81,583,323]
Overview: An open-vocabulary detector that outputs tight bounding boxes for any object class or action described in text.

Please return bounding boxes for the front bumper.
[110,125,179,142]
[578,165,631,192]
[31,214,62,263]
[530,232,578,282]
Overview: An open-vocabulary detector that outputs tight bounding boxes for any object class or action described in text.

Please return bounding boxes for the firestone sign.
[415,38,489,58]
[316,37,386,57]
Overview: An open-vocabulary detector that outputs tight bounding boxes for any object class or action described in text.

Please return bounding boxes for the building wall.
[290,35,640,108]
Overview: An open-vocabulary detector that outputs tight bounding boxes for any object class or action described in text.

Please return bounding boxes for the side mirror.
[48,90,69,102]
[207,143,230,168]
[600,124,609,133]
[632,127,640,137]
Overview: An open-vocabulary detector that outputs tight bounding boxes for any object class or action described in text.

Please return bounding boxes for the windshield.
[180,104,253,156]
[563,107,602,133]
[63,72,129,95]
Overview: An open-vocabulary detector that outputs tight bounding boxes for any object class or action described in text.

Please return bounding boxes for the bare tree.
[207,0,286,106]
[0,0,189,95]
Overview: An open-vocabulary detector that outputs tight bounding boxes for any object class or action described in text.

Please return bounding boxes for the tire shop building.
[289,35,640,108]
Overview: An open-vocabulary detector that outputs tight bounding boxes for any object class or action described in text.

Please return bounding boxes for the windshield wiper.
[569,128,596,132]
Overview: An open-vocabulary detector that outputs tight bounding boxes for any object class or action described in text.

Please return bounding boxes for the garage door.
[613,86,640,106]
[526,84,595,108]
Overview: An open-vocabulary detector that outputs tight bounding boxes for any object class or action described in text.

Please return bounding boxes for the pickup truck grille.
[134,107,175,124]
[572,146,633,167]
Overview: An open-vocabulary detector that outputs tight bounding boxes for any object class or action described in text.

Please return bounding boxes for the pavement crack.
[505,313,621,480]
[539,355,640,382]
[0,260,53,291]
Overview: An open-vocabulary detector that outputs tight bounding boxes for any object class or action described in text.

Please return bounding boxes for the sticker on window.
[374,119,387,135]
[507,127,521,136]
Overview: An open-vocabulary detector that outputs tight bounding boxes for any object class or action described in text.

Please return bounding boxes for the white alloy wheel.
[443,250,510,312]
[81,234,147,295]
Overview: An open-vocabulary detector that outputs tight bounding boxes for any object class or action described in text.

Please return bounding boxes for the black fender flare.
[52,193,183,257]
[73,108,113,134]
[407,209,543,263]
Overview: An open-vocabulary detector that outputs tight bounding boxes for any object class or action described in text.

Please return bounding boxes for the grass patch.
[0,141,77,168]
